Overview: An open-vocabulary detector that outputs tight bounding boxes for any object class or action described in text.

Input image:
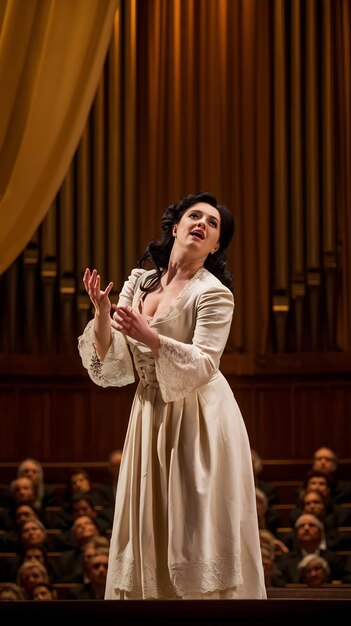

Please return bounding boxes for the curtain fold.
[0,0,117,274]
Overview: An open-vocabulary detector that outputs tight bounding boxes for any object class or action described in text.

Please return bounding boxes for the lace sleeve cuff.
[78,319,135,388]
[155,335,213,402]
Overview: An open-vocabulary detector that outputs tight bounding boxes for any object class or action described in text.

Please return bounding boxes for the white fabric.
[78,267,267,600]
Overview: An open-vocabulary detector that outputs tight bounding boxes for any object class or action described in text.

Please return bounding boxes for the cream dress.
[78,267,266,600]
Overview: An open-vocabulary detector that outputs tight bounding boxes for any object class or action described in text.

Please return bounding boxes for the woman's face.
[20,461,40,485]
[174,203,221,259]
[303,560,328,587]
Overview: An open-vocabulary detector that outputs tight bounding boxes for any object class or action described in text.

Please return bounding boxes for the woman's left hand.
[111,305,160,354]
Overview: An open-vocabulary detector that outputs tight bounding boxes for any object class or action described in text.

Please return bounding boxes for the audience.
[32,581,58,601]
[1,447,349,598]
[68,547,109,599]
[311,447,351,504]
[297,553,331,587]
[0,582,26,601]
[16,559,50,600]
[57,515,102,582]
[276,513,351,585]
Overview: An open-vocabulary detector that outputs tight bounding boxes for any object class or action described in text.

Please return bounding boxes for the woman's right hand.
[83,268,114,316]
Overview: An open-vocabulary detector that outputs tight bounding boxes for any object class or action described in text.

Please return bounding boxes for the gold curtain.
[0,0,350,357]
[0,0,117,274]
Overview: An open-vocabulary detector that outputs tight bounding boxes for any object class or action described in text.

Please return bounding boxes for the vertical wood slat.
[322,0,337,349]
[107,4,122,295]
[59,164,76,353]
[123,0,137,274]
[290,0,305,350]
[76,125,92,332]
[23,234,39,352]
[305,0,321,349]
[273,0,289,351]
[92,76,106,279]
[41,201,58,352]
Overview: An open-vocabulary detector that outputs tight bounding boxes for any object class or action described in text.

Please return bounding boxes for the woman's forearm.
[93,311,112,361]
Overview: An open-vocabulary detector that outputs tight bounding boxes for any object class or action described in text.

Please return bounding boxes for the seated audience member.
[21,546,59,584]
[1,519,57,583]
[0,582,26,601]
[62,468,112,512]
[17,518,54,553]
[288,490,348,551]
[0,503,44,551]
[16,560,50,600]
[1,460,56,513]
[1,477,41,531]
[297,553,331,588]
[55,492,111,548]
[312,447,351,504]
[68,547,109,599]
[256,487,281,535]
[260,544,285,588]
[32,581,58,601]
[101,449,122,501]
[57,515,102,582]
[16,458,56,508]
[251,449,279,507]
[276,513,351,585]
[295,469,345,519]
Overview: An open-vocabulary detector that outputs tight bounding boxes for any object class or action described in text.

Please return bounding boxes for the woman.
[78,192,266,600]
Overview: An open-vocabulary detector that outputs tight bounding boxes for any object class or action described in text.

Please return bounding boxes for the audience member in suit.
[276,513,351,585]
[1,459,56,512]
[57,514,102,582]
[61,468,112,513]
[68,547,109,599]
[0,503,44,552]
[311,447,351,505]
[54,491,111,549]
[0,477,42,531]
[1,518,57,584]
[288,489,350,551]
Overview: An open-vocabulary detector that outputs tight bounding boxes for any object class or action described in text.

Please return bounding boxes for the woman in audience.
[0,582,26,601]
[297,553,331,587]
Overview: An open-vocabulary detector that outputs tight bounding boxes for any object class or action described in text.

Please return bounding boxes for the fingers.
[82,268,113,301]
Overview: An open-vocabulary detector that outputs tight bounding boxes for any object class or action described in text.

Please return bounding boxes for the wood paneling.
[0,353,351,465]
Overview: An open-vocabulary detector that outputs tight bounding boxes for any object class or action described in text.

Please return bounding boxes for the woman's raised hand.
[83,268,114,316]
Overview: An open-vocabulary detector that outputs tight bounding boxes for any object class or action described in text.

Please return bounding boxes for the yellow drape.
[0,0,117,274]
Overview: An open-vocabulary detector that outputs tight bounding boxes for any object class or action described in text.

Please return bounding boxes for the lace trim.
[170,553,243,596]
[108,553,242,599]
[89,351,108,385]
[78,320,135,388]
[137,267,206,323]
[156,336,202,402]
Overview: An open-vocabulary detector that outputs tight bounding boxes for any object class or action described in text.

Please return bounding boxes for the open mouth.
[190,230,204,240]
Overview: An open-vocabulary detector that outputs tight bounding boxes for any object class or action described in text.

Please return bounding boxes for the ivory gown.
[78,267,266,600]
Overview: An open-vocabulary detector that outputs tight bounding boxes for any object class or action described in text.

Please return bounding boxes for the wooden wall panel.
[252,386,293,458]
[1,355,351,466]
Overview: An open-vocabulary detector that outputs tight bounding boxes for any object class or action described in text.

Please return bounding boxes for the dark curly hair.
[138,192,235,292]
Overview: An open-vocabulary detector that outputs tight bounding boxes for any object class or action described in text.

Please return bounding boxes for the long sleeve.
[77,268,145,388]
[78,319,135,388]
[155,285,234,402]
